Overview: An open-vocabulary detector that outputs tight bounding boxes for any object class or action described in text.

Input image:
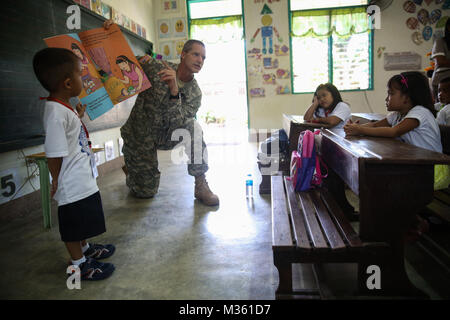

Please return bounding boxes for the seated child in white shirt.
[436,77,450,125]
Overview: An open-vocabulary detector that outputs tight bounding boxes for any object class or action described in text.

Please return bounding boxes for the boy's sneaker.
[84,243,115,260]
[75,258,115,281]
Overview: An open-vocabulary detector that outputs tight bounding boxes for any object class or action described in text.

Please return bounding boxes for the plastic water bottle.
[246,174,254,198]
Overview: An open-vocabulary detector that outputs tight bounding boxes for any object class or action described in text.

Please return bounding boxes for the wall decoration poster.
[158,19,171,38]
[90,0,102,15]
[93,145,105,166]
[161,0,180,14]
[105,140,115,161]
[111,8,123,26]
[131,20,137,33]
[174,40,185,59]
[275,44,289,56]
[250,88,265,98]
[142,27,147,40]
[172,17,187,38]
[276,85,290,95]
[75,0,91,9]
[118,138,124,156]
[160,41,174,60]
[101,3,111,20]
[137,24,142,37]
[122,14,131,30]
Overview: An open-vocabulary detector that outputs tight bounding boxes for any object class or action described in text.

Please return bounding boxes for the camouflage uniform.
[120,58,208,198]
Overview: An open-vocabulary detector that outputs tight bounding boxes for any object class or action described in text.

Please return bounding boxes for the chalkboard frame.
[0,0,153,154]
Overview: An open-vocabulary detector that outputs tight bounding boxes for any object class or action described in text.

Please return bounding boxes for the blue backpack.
[289,130,327,192]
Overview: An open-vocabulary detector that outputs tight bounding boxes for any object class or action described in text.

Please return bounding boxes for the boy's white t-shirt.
[436,104,450,125]
[43,101,98,206]
[386,105,442,153]
[314,102,351,130]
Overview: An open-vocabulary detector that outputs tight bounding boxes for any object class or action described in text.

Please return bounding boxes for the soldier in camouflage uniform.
[119,39,219,206]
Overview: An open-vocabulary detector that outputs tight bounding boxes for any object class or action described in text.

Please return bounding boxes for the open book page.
[78,24,151,105]
[44,34,114,120]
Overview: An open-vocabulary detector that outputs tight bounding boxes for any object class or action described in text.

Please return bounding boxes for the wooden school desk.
[282,113,386,151]
[321,129,450,296]
[25,148,104,229]
[272,127,450,298]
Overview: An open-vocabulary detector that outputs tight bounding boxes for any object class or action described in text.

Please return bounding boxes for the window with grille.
[290,2,372,93]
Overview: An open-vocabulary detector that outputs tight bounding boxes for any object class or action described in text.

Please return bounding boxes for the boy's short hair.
[439,77,450,85]
[33,47,79,93]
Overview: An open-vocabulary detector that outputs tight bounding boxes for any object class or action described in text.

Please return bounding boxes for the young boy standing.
[33,47,115,280]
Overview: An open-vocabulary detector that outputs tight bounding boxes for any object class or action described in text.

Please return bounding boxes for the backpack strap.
[312,130,328,186]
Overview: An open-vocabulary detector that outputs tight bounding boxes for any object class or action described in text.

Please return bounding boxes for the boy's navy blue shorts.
[58,191,106,242]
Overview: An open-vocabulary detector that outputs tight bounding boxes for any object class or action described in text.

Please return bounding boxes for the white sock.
[82,243,90,253]
[71,255,86,266]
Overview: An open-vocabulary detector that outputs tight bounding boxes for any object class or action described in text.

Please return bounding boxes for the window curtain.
[291,7,370,39]
[190,15,243,44]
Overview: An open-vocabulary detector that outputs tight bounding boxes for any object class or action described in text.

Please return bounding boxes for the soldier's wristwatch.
[169,92,180,99]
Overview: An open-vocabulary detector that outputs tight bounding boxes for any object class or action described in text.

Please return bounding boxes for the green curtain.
[291,7,370,39]
[190,15,243,44]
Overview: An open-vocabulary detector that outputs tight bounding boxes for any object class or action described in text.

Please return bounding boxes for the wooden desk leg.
[273,252,293,297]
[357,164,433,298]
[35,158,52,229]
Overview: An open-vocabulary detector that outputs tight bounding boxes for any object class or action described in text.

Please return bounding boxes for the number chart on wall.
[0,168,20,205]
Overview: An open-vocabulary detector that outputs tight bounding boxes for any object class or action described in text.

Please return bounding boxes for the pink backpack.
[288,130,327,192]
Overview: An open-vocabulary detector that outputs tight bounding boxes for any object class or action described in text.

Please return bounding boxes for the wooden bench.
[271,128,450,299]
[272,176,389,299]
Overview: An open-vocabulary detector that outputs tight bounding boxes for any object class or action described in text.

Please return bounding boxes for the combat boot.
[194,174,219,206]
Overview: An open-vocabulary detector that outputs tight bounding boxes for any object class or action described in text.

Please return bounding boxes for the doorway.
[188,0,248,145]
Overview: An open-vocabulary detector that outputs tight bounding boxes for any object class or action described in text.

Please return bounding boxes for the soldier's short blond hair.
[182,40,205,54]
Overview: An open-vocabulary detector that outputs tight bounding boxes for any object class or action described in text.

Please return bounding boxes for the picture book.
[44,24,151,120]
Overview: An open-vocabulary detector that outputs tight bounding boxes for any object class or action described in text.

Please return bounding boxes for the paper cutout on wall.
[250,88,265,98]
[122,14,131,30]
[101,3,111,20]
[160,41,174,60]
[249,4,282,55]
[158,19,171,38]
[404,1,417,13]
[263,57,278,69]
[174,40,185,59]
[276,69,290,79]
[430,9,442,23]
[161,0,180,14]
[172,17,187,38]
[412,31,424,44]
[111,8,123,26]
[275,44,289,56]
[105,140,115,162]
[91,0,102,16]
[263,73,276,85]
[418,9,430,25]
[407,17,420,29]
[137,24,142,37]
[248,48,262,59]
[248,64,263,77]
[423,25,433,40]
[276,85,290,95]
[377,46,386,58]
